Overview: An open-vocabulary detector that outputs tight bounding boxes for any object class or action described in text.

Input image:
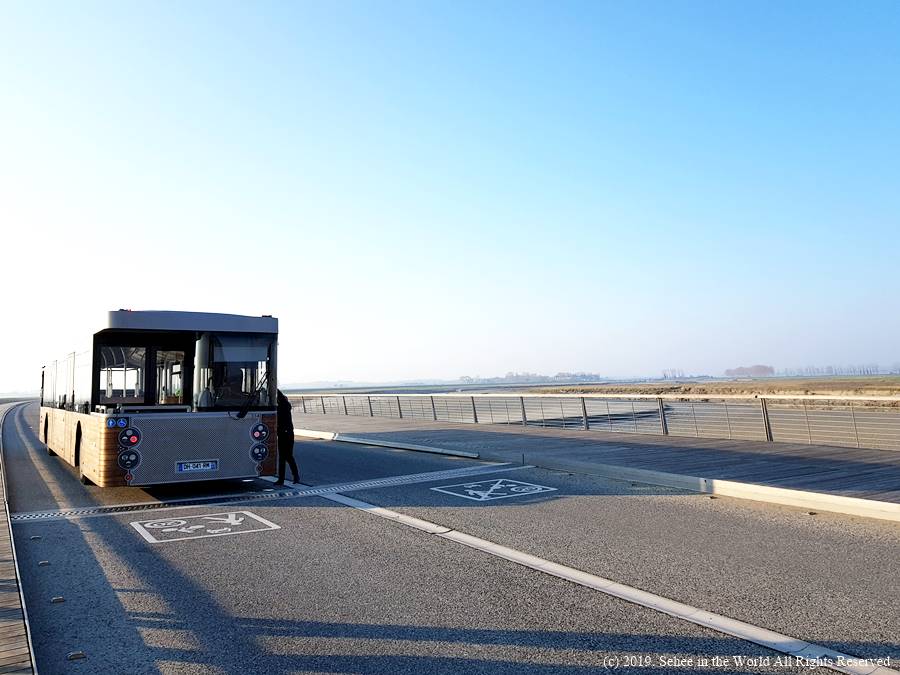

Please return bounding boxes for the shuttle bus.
[39,310,279,487]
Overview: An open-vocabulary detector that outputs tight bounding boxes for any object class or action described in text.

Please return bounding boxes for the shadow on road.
[5,402,898,674]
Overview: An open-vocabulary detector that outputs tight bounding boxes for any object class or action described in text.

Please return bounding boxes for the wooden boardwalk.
[0,406,34,674]
[293,413,900,505]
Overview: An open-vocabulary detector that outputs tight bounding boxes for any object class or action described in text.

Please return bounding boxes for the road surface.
[3,402,897,674]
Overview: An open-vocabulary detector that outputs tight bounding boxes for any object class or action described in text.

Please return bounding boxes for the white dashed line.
[12,463,533,522]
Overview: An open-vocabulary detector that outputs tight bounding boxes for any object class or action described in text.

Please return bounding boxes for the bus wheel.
[78,469,92,485]
[46,445,56,457]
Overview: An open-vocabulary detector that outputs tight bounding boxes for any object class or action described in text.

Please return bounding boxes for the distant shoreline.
[526,376,900,398]
[287,375,900,399]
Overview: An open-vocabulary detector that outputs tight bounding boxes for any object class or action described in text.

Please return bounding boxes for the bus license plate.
[177,460,219,473]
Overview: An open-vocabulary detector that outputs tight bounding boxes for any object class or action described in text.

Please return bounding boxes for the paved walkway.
[0,404,35,674]
[293,412,900,506]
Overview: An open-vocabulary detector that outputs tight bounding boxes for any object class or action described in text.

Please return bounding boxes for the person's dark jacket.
[276,391,294,437]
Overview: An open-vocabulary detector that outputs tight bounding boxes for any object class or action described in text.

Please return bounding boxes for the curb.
[519,457,900,523]
[293,429,336,441]
[294,428,480,460]
[0,402,40,674]
[295,427,900,523]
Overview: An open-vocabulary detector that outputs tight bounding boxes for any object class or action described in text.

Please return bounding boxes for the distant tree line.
[458,372,606,384]
[776,364,888,377]
[724,365,775,377]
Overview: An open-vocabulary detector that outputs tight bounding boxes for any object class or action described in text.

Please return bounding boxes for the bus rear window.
[155,350,185,404]
[97,346,147,404]
[194,333,274,409]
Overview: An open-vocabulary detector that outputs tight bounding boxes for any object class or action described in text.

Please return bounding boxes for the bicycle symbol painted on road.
[431,478,557,502]
[131,511,279,543]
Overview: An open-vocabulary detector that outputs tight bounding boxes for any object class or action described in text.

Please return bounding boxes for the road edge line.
[320,489,895,675]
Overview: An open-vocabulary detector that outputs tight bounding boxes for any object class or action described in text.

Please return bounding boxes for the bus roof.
[100,310,278,334]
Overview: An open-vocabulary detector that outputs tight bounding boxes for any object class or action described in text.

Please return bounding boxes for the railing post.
[396,395,403,419]
[606,400,613,430]
[760,398,773,442]
[631,401,637,432]
[581,397,589,430]
[520,396,527,426]
[803,401,812,443]
[560,400,566,429]
[300,397,307,414]
[690,402,699,437]
[657,398,668,435]
[367,396,373,417]
[342,395,348,415]
[723,401,732,439]
[471,396,478,424]
[849,402,860,448]
[431,395,437,421]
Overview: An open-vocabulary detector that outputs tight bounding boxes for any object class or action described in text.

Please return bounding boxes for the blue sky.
[1,1,898,390]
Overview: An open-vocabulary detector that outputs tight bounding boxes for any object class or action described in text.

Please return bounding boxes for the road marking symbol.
[130,511,279,543]
[431,478,556,501]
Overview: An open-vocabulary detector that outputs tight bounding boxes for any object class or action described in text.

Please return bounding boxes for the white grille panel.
[126,413,270,486]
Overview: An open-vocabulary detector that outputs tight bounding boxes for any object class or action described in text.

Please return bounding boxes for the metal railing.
[290,393,900,452]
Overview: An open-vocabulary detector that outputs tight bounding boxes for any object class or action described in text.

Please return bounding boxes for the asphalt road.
[3,402,898,674]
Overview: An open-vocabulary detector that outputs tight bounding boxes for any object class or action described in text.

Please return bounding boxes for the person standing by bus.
[274,389,300,485]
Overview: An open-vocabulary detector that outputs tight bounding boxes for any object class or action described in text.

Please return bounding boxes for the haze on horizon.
[1,1,898,394]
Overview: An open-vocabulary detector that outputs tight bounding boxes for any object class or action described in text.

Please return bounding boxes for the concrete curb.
[296,427,900,523]
[293,428,336,441]
[0,402,40,674]
[515,456,900,523]
[294,428,480,460]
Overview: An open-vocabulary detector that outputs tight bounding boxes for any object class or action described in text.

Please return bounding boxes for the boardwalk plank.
[0,405,35,673]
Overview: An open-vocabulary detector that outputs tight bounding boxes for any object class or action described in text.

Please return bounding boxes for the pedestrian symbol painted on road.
[131,511,280,543]
[431,478,556,501]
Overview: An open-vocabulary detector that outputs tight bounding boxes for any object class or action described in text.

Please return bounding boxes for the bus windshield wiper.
[236,371,269,419]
